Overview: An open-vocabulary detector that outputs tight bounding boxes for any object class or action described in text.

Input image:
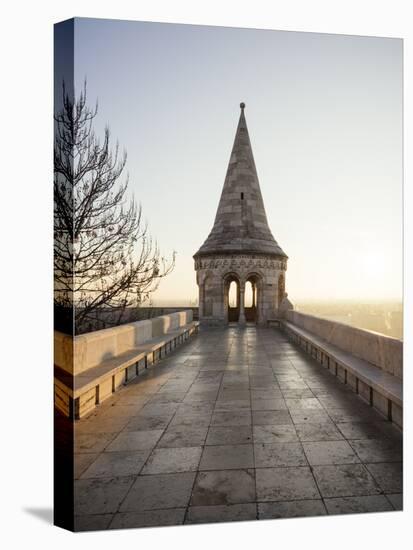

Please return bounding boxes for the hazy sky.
[73,18,403,304]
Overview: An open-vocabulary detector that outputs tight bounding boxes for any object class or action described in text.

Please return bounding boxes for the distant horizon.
[149,297,403,306]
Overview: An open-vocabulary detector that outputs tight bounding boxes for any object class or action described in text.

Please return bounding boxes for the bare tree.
[54,82,175,333]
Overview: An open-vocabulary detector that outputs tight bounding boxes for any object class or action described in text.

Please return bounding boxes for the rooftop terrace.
[72,326,402,530]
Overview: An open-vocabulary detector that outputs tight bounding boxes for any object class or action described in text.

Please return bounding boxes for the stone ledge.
[285,310,402,378]
[55,310,195,376]
[282,321,402,428]
[54,321,199,419]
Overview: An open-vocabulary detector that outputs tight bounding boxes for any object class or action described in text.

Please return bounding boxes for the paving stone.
[278,380,309,389]
[74,476,135,515]
[256,467,319,501]
[198,372,224,381]
[217,390,250,401]
[336,422,388,440]
[251,389,283,400]
[252,410,292,426]
[80,450,151,479]
[221,383,250,392]
[303,441,360,465]
[75,432,116,454]
[324,495,393,515]
[206,426,253,445]
[191,470,256,505]
[253,424,298,443]
[74,514,113,531]
[250,380,279,389]
[141,446,202,474]
[295,423,344,442]
[71,326,403,526]
[285,398,323,410]
[105,430,164,452]
[170,413,212,428]
[249,365,273,372]
[251,399,287,411]
[75,417,129,434]
[74,452,99,479]
[139,403,181,415]
[158,384,193,393]
[348,439,402,463]
[276,374,304,381]
[200,444,254,470]
[97,403,146,418]
[184,391,218,403]
[327,409,378,424]
[289,410,332,424]
[214,399,251,411]
[189,383,220,393]
[375,421,402,443]
[109,393,150,406]
[280,389,315,399]
[249,380,279,389]
[365,462,403,493]
[255,442,307,467]
[146,392,186,404]
[386,493,403,510]
[124,413,174,432]
[318,396,360,410]
[312,464,382,498]
[109,508,186,529]
[186,504,257,524]
[258,500,326,519]
[120,472,196,511]
[156,425,208,448]
[211,410,252,426]
[176,402,215,414]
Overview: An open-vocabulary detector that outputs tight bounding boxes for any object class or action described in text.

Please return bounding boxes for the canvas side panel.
[53,17,75,533]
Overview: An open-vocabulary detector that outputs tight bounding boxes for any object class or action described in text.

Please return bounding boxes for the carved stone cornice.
[194,254,287,272]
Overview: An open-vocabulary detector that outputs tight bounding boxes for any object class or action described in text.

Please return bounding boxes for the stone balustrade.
[285,310,402,379]
[282,310,403,428]
[54,310,198,419]
[55,310,193,375]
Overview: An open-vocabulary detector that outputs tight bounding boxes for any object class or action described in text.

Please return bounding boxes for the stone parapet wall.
[285,310,402,379]
[55,310,193,375]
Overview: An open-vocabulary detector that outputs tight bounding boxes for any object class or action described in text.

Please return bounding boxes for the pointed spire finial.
[240,102,245,110]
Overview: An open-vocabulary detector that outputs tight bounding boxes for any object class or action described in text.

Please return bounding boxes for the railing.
[54,310,198,418]
[55,310,194,375]
[285,310,402,379]
[282,310,403,428]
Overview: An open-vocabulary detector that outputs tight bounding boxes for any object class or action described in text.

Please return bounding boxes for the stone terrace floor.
[74,326,403,531]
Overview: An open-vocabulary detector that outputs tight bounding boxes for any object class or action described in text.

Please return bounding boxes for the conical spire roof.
[194,103,287,258]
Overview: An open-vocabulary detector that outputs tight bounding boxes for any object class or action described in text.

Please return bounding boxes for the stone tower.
[194,103,290,326]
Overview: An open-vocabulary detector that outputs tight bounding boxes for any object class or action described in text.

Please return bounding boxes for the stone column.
[198,282,204,318]
[223,281,229,323]
[238,281,246,325]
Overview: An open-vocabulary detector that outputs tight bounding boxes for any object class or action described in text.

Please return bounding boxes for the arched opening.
[228,281,238,308]
[245,274,260,323]
[224,274,240,323]
[245,281,253,307]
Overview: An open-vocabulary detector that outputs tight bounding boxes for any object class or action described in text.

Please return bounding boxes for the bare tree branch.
[54,82,175,334]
